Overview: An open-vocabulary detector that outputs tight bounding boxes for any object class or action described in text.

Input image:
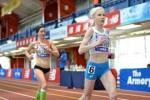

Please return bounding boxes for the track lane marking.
[0,83,78,100]
[0,97,9,100]
[1,79,149,98]
[1,80,149,98]
[0,88,34,99]
[0,81,128,100]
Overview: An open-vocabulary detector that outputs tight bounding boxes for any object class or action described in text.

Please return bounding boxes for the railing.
[0,0,147,45]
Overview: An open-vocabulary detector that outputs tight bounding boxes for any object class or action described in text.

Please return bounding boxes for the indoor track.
[0,78,150,100]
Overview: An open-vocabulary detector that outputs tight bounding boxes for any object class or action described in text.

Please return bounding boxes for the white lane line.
[0,88,35,99]
[0,81,128,100]
[0,97,9,100]
[95,90,150,98]
[1,79,149,99]
[1,78,149,98]
[0,83,127,100]
[0,79,60,88]
[91,94,128,100]
[1,80,149,99]
[119,89,150,94]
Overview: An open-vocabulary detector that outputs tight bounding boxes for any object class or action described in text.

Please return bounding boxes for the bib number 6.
[88,65,95,74]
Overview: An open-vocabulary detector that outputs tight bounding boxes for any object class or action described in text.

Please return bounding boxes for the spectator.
[59,49,68,71]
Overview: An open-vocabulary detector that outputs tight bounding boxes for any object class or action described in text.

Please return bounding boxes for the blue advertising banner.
[120,1,150,25]
[0,41,17,52]
[0,69,6,78]
[120,68,150,92]
[50,26,67,40]
[13,68,22,79]
[32,69,37,81]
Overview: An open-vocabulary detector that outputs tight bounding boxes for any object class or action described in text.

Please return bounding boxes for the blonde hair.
[89,7,105,26]
[89,7,105,19]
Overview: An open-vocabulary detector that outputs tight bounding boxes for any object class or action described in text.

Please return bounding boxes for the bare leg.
[100,71,117,100]
[34,69,48,100]
[79,78,95,100]
[34,69,48,90]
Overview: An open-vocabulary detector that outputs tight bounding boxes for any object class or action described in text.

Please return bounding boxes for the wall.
[59,0,75,17]
[76,0,90,12]
[67,47,86,68]
[44,1,58,22]
[44,0,75,23]
[11,57,24,69]
[0,13,19,39]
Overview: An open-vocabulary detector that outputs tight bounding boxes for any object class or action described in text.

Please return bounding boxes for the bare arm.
[25,42,35,60]
[78,27,105,55]
[50,40,60,57]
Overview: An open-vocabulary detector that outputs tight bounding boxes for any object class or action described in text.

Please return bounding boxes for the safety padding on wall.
[22,68,32,80]
[0,69,6,78]
[6,69,13,78]
[48,68,60,83]
[120,68,150,92]
[13,68,22,79]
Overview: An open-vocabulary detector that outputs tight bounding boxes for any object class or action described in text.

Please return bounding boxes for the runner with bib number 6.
[78,7,117,100]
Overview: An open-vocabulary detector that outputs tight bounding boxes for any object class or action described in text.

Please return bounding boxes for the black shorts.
[34,65,50,74]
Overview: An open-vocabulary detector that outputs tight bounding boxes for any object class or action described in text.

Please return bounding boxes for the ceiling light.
[56,44,66,47]
[75,15,89,22]
[10,49,22,53]
[74,41,82,44]
[130,29,150,35]
[4,52,9,55]
[118,35,126,38]
[64,37,80,41]
[53,41,59,44]
[19,47,27,50]
[116,24,141,30]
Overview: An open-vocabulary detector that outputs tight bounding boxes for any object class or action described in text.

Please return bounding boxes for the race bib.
[88,65,96,74]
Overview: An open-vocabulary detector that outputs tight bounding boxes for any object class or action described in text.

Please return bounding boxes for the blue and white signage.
[120,2,150,25]
[50,26,67,40]
[120,68,150,92]
[13,68,22,79]
[0,41,17,52]
[0,69,6,78]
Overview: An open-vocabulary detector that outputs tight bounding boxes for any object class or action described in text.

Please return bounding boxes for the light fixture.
[56,44,66,47]
[0,53,3,56]
[116,24,141,30]
[19,47,27,50]
[129,29,150,35]
[10,49,23,53]
[4,52,9,55]
[63,37,81,41]
[117,35,126,38]
[74,41,82,44]
[53,41,59,44]
[8,12,12,14]
[75,15,89,22]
